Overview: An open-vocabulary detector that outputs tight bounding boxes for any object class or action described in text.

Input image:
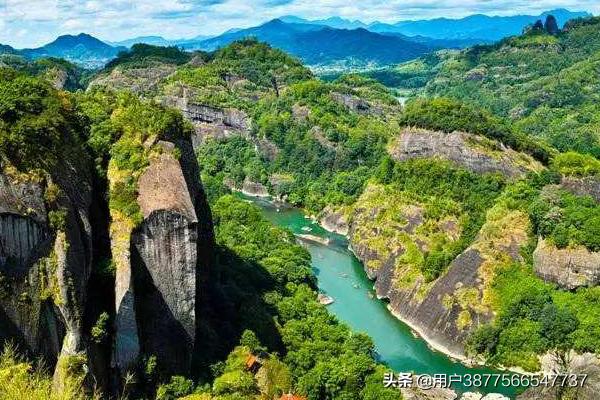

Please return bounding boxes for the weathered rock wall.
[349,188,530,357]
[533,238,600,289]
[112,139,214,379]
[561,176,600,202]
[0,157,94,388]
[388,128,543,179]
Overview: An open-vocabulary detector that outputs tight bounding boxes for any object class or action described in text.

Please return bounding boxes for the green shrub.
[156,376,194,400]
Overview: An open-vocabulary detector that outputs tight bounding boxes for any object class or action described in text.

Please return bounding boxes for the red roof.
[245,355,259,369]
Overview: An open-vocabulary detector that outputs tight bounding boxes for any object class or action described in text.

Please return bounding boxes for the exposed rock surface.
[533,238,600,289]
[112,138,214,378]
[241,178,269,198]
[388,128,543,179]
[0,158,94,386]
[164,94,252,148]
[518,353,600,400]
[561,176,600,202]
[319,206,349,235]
[88,65,177,95]
[291,103,310,123]
[401,381,457,399]
[331,91,382,116]
[349,187,530,357]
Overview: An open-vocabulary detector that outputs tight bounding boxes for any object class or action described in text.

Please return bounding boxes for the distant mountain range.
[284,8,591,41]
[0,9,592,69]
[180,19,465,67]
[0,33,125,68]
[109,35,210,48]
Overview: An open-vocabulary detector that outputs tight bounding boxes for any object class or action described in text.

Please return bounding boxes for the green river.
[242,195,521,398]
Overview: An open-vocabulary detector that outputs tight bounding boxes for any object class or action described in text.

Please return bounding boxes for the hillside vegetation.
[381,16,600,158]
[4,20,600,399]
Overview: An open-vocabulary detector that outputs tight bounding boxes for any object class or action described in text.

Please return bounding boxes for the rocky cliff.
[111,138,214,379]
[560,175,600,202]
[347,182,530,356]
[0,157,94,387]
[162,93,252,149]
[388,128,543,179]
[533,238,600,289]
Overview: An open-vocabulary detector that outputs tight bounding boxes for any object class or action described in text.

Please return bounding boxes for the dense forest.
[2,12,600,400]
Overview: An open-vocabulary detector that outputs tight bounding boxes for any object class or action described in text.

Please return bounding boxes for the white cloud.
[0,0,598,48]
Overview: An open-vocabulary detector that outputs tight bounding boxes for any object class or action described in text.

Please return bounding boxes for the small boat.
[317,293,334,305]
[340,273,348,278]
[353,283,360,289]
[301,226,312,232]
[368,292,374,299]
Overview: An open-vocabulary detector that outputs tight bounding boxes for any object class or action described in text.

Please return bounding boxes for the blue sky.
[0,0,598,48]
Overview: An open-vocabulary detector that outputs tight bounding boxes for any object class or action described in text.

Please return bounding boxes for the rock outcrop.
[319,206,349,235]
[533,238,600,289]
[388,128,543,179]
[240,178,269,198]
[518,353,600,400]
[112,138,214,379]
[330,91,382,116]
[349,185,530,356]
[0,158,94,386]
[560,176,600,202]
[88,65,177,95]
[163,94,252,148]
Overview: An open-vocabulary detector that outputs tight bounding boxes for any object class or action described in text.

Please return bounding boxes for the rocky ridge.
[388,128,543,179]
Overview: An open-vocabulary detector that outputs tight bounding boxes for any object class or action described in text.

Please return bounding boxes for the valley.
[1,6,600,400]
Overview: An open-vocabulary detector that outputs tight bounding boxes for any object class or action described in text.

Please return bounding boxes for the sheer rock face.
[349,185,529,357]
[0,160,93,378]
[112,139,214,378]
[319,207,349,236]
[388,128,543,179]
[533,238,600,289]
[164,95,252,148]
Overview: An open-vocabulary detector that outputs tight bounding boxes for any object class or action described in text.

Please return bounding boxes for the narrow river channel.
[241,195,521,398]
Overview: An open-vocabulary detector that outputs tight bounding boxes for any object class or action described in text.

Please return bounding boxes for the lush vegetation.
[0,344,95,400]
[381,16,600,157]
[7,28,600,398]
[164,39,312,109]
[104,43,196,71]
[0,67,86,171]
[464,176,600,372]
[399,97,554,163]
[172,195,401,400]
[529,187,600,251]
[185,40,600,375]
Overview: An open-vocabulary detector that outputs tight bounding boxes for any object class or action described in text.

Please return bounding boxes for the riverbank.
[238,192,522,397]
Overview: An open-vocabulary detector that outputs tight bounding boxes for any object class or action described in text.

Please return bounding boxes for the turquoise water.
[242,195,521,398]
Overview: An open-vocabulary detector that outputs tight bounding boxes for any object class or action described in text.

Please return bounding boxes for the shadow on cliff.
[193,244,283,380]
[130,242,195,378]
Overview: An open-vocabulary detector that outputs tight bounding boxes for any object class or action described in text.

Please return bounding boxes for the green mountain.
[5,33,125,68]
[4,17,600,400]
[184,19,433,67]
[386,16,600,157]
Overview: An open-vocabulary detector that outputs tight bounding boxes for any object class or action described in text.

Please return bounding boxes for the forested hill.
[385,15,600,157]
[91,38,600,389]
[182,19,434,68]
[4,31,600,400]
